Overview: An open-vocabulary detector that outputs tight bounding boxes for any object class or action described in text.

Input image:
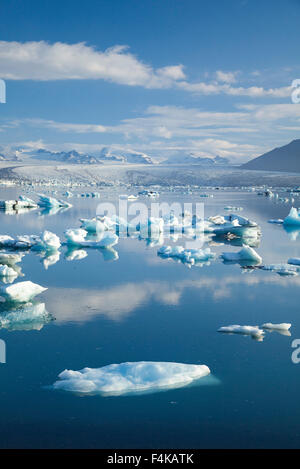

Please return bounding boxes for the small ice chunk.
[221,245,262,264]
[268,219,284,224]
[261,323,291,331]
[0,252,24,265]
[218,325,264,339]
[0,264,18,281]
[0,281,47,303]
[53,361,211,396]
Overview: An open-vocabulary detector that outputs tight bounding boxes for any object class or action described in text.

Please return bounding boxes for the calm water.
[0,186,300,448]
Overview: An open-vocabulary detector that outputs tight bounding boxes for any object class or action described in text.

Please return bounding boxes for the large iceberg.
[283,207,300,226]
[0,281,47,303]
[65,228,118,248]
[221,245,262,265]
[0,302,53,331]
[53,361,211,396]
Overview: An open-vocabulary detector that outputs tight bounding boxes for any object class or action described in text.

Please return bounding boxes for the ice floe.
[38,194,72,209]
[218,325,265,340]
[158,245,215,265]
[261,323,291,331]
[288,258,300,266]
[0,230,61,251]
[0,264,18,282]
[53,361,211,396]
[0,302,53,331]
[65,228,118,248]
[0,281,47,303]
[221,245,262,265]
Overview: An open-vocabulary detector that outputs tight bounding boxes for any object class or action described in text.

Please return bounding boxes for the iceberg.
[283,207,300,226]
[221,245,262,264]
[268,219,284,224]
[0,252,24,265]
[0,265,18,282]
[137,217,164,238]
[0,281,47,303]
[65,228,118,248]
[38,194,72,209]
[158,245,215,265]
[218,325,265,339]
[53,361,211,396]
[0,231,61,251]
[0,302,53,331]
[261,323,291,331]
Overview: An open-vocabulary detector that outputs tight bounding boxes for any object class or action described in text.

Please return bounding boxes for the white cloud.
[0,41,185,88]
[215,70,238,84]
[0,41,292,98]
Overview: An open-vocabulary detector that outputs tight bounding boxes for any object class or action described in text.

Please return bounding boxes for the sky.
[0,0,300,163]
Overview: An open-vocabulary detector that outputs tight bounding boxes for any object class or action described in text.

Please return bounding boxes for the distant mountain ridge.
[242,139,300,173]
[0,146,154,165]
[163,154,229,166]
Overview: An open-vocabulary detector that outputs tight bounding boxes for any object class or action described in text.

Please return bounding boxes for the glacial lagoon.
[0,185,300,448]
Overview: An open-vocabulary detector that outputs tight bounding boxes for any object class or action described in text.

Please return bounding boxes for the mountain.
[163,153,229,166]
[242,139,300,173]
[96,147,153,164]
[0,146,154,165]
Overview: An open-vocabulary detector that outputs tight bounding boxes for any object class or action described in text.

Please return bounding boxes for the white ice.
[283,207,300,226]
[65,228,118,248]
[218,325,265,339]
[0,302,52,331]
[0,281,47,303]
[53,361,211,396]
[158,245,215,265]
[261,323,291,331]
[221,245,262,264]
[38,194,72,208]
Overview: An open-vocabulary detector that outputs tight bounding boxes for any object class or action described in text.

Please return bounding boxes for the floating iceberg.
[0,281,47,303]
[53,361,211,396]
[65,228,118,248]
[0,231,61,251]
[38,194,72,209]
[221,245,262,265]
[137,218,164,238]
[0,252,24,265]
[0,302,53,331]
[158,245,215,265]
[261,323,291,331]
[268,219,284,224]
[0,264,18,282]
[283,207,300,226]
[218,325,264,339]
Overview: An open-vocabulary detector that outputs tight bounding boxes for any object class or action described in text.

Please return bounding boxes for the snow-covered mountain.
[163,153,229,166]
[0,146,154,165]
[96,147,153,164]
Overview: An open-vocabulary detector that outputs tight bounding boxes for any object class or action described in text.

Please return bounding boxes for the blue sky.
[0,0,300,162]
